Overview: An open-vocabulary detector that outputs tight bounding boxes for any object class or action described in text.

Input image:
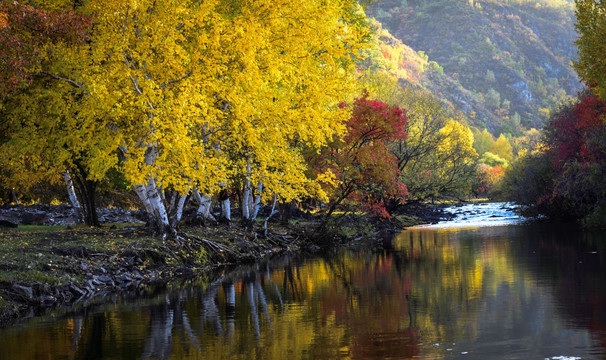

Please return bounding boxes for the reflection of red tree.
[320,253,419,358]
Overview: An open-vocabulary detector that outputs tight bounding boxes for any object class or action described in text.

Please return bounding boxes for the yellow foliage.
[0,12,8,28]
[1,0,369,202]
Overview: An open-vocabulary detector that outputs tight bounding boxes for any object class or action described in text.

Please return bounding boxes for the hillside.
[367,0,581,134]
[360,20,501,131]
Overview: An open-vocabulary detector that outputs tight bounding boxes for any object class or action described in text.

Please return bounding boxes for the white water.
[416,202,527,229]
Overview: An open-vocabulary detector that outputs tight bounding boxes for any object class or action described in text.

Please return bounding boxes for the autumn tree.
[489,134,514,162]
[390,92,477,201]
[310,94,408,220]
[473,163,505,197]
[0,0,369,234]
[503,89,606,223]
[0,1,103,224]
[359,70,478,201]
[215,0,368,227]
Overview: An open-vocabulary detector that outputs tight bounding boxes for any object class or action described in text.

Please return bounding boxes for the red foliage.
[550,90,606,167]
[314,93,408,219]
[0,1,91,97]
[474,164,504,196]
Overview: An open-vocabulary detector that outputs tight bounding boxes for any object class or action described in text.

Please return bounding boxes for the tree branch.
[160,70,193,89]
[34,71,83,88]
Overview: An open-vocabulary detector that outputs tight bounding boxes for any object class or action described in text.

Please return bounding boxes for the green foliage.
[574,0,606,101]
[484,88,501,109]
[480,152,508,167]
[472,128,496,156]
[583,205,606,228]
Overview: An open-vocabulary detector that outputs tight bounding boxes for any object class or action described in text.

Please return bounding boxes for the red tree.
[311,93,408,220]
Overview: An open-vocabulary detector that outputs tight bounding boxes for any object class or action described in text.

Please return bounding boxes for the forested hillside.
[367,0,580,134]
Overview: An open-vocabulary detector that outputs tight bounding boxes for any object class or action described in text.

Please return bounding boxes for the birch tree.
[1,0,368,235]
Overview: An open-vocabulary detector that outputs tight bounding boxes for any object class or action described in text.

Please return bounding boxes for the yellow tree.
[82,0,367,233]
[218,0,368,226]
[1,0,368,234]
[82,0,234,234]
[489,134,514,163]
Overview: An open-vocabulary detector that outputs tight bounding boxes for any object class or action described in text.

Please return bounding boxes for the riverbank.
[0,203,453,328]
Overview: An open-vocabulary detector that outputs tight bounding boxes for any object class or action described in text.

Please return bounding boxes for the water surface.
[1,215,605,359]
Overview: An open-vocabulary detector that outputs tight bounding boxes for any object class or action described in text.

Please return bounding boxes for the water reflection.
[0,224,605,359]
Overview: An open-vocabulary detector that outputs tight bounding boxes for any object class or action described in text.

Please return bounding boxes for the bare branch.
[160,70,193,89]
[34,71,83,88]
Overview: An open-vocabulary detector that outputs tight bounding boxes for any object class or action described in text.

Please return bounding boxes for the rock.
[96,275,112,283]
[80,262,89,271]
[70,284,86,296]
[21,212,46,225]
[39,296,56,306]
[12,284,34,301]
[0,220,18,228]
[85,280,96,291]
[118,273,132,282]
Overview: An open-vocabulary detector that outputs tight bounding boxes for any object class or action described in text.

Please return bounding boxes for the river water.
[1,203,605,359]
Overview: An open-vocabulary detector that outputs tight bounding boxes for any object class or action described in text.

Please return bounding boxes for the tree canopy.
[575,0,606,101]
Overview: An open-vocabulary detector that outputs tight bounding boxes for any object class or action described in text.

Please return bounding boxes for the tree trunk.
[134,178,172,236]
[72,163,99,227]
[10,188,19,205]
[174,193,187,227]
[63,171,83,223]
[251,181,263,221]
[279,200,292,224]
[242,167,263,228]
[264,194,279,237]
[219,188,231,223]
[192,189,216,225]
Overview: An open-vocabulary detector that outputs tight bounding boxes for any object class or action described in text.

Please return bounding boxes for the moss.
[393,214,422,227]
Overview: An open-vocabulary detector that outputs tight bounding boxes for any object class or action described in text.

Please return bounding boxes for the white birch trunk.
[241,187,251,220]
[250,181,263,221]
[192,189,216,222]
[264,194,278,237]
[221,197,231,221]
[134,184,155,215]
[146,177,170,231]
[174,194,187,225]
[134,176,171,234]
[10,188,19,205]
[242,162,252,220]
[62,171,82,223]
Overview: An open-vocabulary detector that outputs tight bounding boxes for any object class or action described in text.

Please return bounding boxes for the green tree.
[574,0,606,100]
[480,152,508,167]
[472,128,496,156]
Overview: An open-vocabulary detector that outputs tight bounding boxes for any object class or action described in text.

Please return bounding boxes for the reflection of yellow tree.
[393,228,527,345]
[0,228,555,360]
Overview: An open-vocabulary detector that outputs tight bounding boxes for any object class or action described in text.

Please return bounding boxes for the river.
[1,203,605,359]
